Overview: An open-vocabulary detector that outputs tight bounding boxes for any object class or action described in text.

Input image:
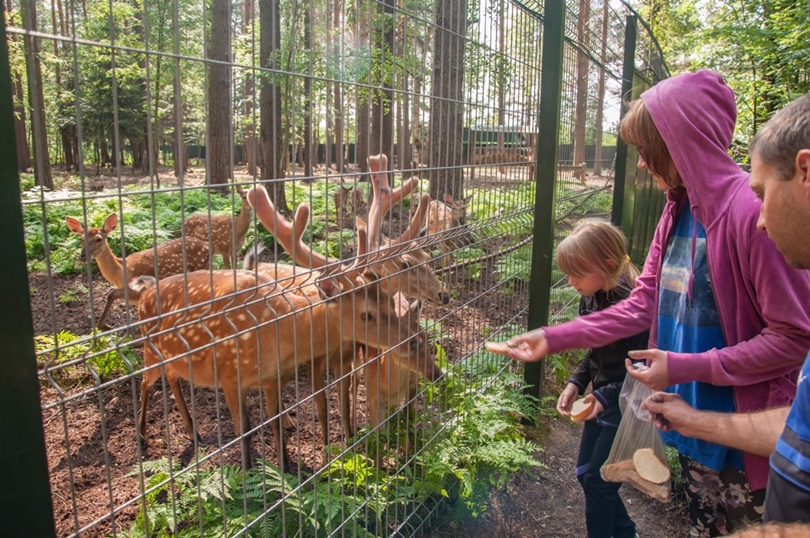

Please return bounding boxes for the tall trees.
[260,0,288,210]
[370,0,395,160]
[19,0,53,188]
[208,0,232,186]
[572,0,590,167]
[428,0,467,200]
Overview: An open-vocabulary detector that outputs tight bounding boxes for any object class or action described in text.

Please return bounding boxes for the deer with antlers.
[245,155,446,447]
[66,213,210,329]
[183,186,252,269]
[244,181,443,443]
[135,249,427,470]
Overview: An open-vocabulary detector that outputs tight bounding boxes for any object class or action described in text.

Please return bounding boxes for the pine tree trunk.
[428,0,467,200]
[208,0,232,189]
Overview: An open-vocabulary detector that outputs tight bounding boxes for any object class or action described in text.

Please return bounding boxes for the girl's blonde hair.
[556,219,640,290]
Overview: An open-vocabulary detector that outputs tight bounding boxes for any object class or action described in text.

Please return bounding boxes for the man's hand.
[505,328,549,363]
[642,391,699,436]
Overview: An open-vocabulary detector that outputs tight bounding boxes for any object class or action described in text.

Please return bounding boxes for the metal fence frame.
[1,0,666,534]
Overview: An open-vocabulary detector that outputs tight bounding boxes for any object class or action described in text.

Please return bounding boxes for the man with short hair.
[644,92,810,523]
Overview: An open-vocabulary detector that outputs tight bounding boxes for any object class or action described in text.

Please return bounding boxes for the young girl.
[554,219,648,538]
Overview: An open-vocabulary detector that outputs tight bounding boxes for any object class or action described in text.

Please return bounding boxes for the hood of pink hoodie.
[641,69,743,231]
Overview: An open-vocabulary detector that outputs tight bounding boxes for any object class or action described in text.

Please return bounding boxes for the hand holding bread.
[570,398,595,423]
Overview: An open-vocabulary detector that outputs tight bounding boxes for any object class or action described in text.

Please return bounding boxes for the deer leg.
[97,288,124,329]
[137,353,162,448]
[222,384,252,470]
[222,252,232,270]
[165,374,201,443]
[339,369,354,442]
[262,383,290,474]
[311,357,329,447]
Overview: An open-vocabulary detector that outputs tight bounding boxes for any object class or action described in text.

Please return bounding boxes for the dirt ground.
[27,163,674,537]
[426,414,689,538]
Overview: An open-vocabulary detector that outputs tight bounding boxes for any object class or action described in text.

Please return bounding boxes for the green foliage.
[34,330,141,380]
[129,329,543,535]
[128,454,397,537]
[59,284,89,304]
[418,351,543,518]
[23,187,242,274]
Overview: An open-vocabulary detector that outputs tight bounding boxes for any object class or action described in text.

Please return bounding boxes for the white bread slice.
[570,398,594,423]
[485,341,514,355]
[633,447,671,484]
[601,460,670,501]
[601,459,635,482]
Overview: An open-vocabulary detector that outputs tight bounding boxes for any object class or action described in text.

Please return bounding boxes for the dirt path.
[427,413,689,538]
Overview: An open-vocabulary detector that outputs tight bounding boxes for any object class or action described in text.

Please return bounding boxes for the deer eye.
[361,312,374,322]
[400,260,411,270]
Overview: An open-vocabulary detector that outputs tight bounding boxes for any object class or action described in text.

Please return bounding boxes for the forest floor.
[426,414,690,538]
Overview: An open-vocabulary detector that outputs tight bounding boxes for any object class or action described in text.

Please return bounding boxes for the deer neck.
[234,205,252,239]
[94,243,126,289]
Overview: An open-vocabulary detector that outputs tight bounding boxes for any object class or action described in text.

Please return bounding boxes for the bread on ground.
[633,447,671,484]
[570,398,594,423]
[485,341,515,355]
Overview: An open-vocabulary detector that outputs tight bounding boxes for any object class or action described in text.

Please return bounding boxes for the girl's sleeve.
[570,349,593,394]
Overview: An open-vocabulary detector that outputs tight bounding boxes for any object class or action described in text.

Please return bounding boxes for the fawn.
[66,213,210,329]
[136,267,426,471]
[183,186,252,269]
[423,193,473,266]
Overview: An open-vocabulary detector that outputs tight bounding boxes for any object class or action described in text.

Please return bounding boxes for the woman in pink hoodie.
[506,70,810,536]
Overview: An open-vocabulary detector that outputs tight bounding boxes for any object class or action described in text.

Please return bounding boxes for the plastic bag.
[600,364,672,502]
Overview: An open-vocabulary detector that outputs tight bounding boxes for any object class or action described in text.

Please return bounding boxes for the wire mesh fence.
[2,0,666,535]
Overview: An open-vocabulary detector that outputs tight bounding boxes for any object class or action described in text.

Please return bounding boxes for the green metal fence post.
[523,0,565,408]
[0,11,56,536]
[611,15,636,231]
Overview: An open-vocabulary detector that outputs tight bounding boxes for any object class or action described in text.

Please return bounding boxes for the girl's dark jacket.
[569,282,649,427]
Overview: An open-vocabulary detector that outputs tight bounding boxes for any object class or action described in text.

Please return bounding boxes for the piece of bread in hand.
[633,447,671,484]
[485,341,515,355]
[570,398,594,423]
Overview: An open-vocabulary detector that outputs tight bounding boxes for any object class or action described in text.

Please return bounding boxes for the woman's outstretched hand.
[504,328,549,362]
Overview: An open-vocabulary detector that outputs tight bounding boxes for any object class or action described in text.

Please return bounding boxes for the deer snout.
[423,357,442,381]
[438,290,450,304]
[79,249,88,262]
[409,337,420,354]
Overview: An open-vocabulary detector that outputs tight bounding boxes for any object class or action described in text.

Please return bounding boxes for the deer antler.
[247,185,335,269]
[366,154,419,251]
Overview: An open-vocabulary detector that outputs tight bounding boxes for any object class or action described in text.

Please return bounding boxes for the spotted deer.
[183,186,252,269]
[135,258,426,471]
[245,183,444,441]
[66,213,210,329]
[249,155,445,446]
[423,193,473,266]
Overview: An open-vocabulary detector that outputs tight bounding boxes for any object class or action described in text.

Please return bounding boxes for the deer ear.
[65,217,85,235]
[362,267,380,282]
[102,214,118,233]
[392,292,410,318]
[317,278,340,301]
